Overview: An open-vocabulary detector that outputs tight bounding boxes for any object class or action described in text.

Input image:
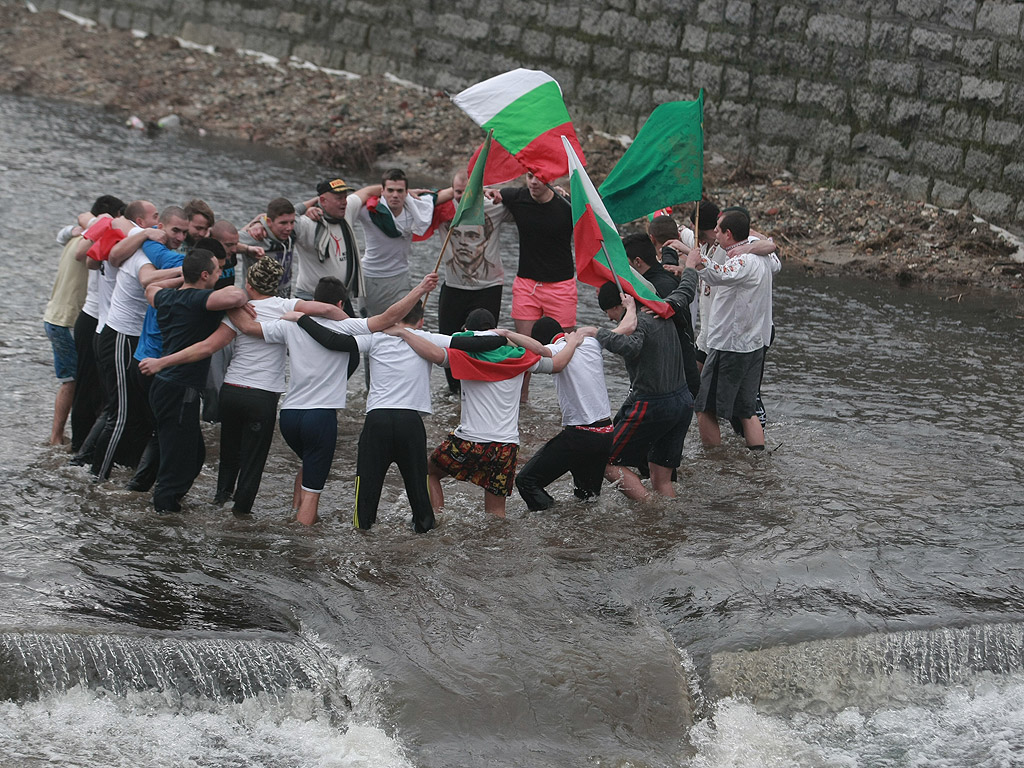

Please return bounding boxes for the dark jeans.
[437,284,502,392]
[516,426,613,511]
[216,384,279,515]
[354,409,434,533]
[150,377,205,513]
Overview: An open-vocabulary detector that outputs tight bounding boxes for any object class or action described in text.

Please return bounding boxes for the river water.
[1,92,1023,767]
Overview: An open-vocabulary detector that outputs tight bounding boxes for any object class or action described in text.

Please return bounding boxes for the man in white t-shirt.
[296,300,506,533]
[244,271,438,526]
[347,168,435,315]
[513,316,614,511]
[393,309,582,520]
[91,205,187,480]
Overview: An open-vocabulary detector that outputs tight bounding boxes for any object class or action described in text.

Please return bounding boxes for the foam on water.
[688,672,1024,768]
[0,685,413,768]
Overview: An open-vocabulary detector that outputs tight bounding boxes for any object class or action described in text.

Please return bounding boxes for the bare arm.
[138,263,183,288]
[366,273,439,332]
[350,184,382,205]
[227,305,263,338]
[548,331,583,373]
[206,285,249,312]
[495,328,551,357]
[613,294,638,336]
[293,299,348,321]
[138,323,236,376]
[109,228,165,267]
[387,326,446,365]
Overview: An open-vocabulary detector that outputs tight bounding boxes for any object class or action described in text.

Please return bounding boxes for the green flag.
[599,91,704,225]
[451,130,491,229]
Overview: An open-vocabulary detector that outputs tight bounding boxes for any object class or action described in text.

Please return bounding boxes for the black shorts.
[694,348,765,420]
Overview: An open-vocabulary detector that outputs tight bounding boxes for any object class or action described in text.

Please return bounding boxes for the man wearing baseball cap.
[290,177,363,309]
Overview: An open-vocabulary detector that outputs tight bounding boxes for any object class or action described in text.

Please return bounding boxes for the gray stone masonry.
[14,0,1024,228]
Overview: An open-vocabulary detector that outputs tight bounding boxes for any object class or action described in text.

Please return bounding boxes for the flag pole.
[693,200,700,250]
[432,224,455,275]
[420,224,455,307]
[599,242,626,296]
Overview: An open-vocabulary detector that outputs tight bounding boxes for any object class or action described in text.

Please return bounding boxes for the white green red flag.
[599,91,705,225]
[563,137,672,319]
[453,69,586,184]
[451,131,491,229]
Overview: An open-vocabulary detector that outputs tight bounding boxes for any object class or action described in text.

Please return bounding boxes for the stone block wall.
[19,0,1024,226]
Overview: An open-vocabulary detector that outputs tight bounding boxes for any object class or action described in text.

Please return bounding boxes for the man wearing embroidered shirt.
[689,210,776,450]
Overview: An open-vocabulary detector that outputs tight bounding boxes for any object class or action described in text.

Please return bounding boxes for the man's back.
[358,330,452,414]
[598,311,685,398]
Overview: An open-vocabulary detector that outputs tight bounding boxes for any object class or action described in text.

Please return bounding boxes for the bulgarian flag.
[451,130,491,229]
[599,92,705,225]
[448,333,541,381]
[453,69,586,184]
[563,137,673,319]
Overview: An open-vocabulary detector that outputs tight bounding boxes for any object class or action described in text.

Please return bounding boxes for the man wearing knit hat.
[139,256,350,518]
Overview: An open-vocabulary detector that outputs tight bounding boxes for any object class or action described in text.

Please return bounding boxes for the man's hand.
[381,324,407,337]
[280,310,304,322]
[620,293,635,311]
[246,222,268,241]
[576,326,598,337]
[416,272,440,294]
[138,357,163,376]
[241,302,258,319]
[247,245,265,259]
[484,188,503,204]
[685,246,703,270]
[147,229,169,244]
[564,330,585,347]
[664,263,685,277]
[304,207,324,222]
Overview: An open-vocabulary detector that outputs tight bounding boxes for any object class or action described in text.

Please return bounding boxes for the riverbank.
[2,4,1022,299]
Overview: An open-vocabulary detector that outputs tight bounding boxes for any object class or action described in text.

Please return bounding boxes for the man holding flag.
[433,137,512,393]
[453,68,588,401]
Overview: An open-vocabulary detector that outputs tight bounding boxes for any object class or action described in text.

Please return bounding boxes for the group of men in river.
[42,166,779,532]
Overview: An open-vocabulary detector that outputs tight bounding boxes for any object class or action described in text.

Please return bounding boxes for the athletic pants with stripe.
[354,409,434,533]
[92,326,147,478]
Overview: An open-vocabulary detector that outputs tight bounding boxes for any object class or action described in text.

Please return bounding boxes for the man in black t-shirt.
[141,249,248,513]
[488,172,575,400]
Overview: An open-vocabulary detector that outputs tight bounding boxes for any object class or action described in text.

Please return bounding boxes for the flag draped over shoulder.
[563,137,673,319]
[448,332,541,382]
[599,91,705,225]
[453,68,586,183]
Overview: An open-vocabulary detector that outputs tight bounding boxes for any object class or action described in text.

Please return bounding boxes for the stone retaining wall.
[20,0,1024,226]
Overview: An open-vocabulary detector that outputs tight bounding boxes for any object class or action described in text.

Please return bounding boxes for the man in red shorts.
[488,172,575,401]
